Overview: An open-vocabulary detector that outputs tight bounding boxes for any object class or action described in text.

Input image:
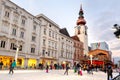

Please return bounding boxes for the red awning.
[87,60,104,65]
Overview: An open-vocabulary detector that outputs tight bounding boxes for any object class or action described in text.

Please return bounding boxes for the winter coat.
[12,61,16,68]
[107,66,113,75]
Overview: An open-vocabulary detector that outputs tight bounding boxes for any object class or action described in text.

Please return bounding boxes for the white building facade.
[36,14,74,68]
[59,28,74,68]
[0,0,75,69]
[36,14,60,67]
[0,0,41,68]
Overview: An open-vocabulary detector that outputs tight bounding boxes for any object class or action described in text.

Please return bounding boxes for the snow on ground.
[0,69,119,80]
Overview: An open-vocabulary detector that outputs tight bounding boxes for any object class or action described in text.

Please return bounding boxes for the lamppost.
[113,24,120,39]
[15,42,19,62]
[90,55,93,65]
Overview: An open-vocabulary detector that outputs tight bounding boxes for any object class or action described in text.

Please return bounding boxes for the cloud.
[89,10,120,57]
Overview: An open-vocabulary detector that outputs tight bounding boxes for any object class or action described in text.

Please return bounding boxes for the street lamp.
[90,55,93,65]
[113,24,120,39]
[15,42,19,62]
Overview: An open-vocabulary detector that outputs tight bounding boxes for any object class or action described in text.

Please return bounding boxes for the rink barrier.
[112,75,120,80]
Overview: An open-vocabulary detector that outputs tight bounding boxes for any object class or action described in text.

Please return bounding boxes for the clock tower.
[75,5,88,55]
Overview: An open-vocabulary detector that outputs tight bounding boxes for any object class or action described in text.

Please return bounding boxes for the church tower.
[75,5,88,55]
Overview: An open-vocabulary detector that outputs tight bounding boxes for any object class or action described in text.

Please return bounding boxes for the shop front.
[40,57,57,69]
[28,58,37,68]
[0,56,24,69]
[87,60,104,65]
[60,61,72,69]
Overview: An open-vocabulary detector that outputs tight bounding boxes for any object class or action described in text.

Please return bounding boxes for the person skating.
[46,65,49,73]
[74,65,77,73]
[0,61,3,70]
[106,65,113,80]
[78,67,83,76]
[9,60,16,74]
[64,64,69,75]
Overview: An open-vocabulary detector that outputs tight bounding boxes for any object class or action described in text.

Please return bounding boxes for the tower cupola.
[76,5,86,25]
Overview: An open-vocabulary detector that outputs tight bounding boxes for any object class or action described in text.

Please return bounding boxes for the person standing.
[0,61,3,70]
[9,60,16,74]
[106,65,113,80]
[74,65,77,73]
[64,64,69,75]
[76,63,81,75]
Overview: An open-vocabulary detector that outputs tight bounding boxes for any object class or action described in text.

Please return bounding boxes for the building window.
[19,45,22,51]
[61,52,63,57]
[52,32,54,38]
[20,31,24,38]
[55,34,57,39]
[10,43,16,50]
[55,43,57,49]
[49,24,51,27]
[43,39,46,46]
[61,42,64,49]
[42,49,45,56]
[43,28,46,35]
[52,51,53,57]
[49,30,51,37]
[48,50,50,56]
[1,22,9,33]
[48,41,51,47]
[31,47,35,53]
[32,36,36,42]
[33,25,36,31]
[4,11,10,18]
[12,28,16,36]
[21,19,25,26]
[55,51,57,58]
[0,41,6,48]
[13,14,19,23]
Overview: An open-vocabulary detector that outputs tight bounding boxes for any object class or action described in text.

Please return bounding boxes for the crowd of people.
[0,60,120,80]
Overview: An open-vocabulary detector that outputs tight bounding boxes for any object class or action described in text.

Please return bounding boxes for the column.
[36,58,40,68]
[24,58,28,69]
[90,55,92,65]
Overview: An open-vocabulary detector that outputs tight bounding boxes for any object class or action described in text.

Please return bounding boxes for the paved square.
[0,70,119,80]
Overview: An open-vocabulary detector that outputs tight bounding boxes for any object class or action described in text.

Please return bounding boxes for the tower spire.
[76,4,86,25]
[79,4,83,17]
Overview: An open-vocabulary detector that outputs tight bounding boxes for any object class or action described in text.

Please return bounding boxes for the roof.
[59,28,70,37]
[89,49,109,53]
[71,35,80,41]
[36,14,60,29]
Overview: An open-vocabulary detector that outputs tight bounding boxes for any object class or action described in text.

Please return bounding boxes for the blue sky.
[11,0,120,58]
